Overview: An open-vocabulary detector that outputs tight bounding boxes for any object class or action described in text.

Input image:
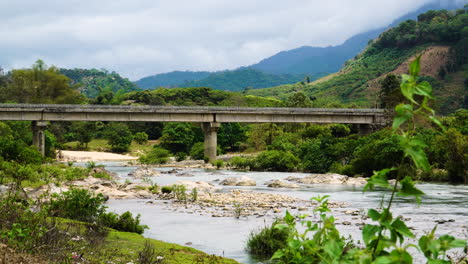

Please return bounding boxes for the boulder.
[286,173,367,185]
[220,176,256,186]
[175,181,221,193]
[265,179,299,188]
[129,167,160,178]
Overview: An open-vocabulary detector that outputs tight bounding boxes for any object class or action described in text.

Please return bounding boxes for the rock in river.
[286,173,367,185]
[220,176,256,186]
[265,179,299,188]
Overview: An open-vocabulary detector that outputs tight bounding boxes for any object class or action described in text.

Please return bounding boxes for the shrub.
[255,150,299,172]
[229,156,256,170]
[189,142,205,160]
[174,152,187,162]
[190,188,198,202]
[134,132,149,145]
[172,184,187,202]
[246,220,289,260]
[211,159,224,169]
[48,188,106,222]
[139,147,170,164]
[105,123,134,153]
[161,186,173,194]
[137,240,165,264]
[99,211,148,234]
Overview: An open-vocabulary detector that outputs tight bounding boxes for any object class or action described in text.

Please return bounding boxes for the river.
[86,161,468,264]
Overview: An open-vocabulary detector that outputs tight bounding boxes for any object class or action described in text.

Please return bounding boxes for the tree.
[134,132,149,145]
[70,122,96,149]
[105,123,133,153]
[159,123,202,154]
[379,74,403,109]
[286,92,313,108]
[0,60,85,104]
[218,123,247,152]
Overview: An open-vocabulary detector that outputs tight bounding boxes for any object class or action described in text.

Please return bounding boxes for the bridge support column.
[32,121,48,156]
[202,122,220,162]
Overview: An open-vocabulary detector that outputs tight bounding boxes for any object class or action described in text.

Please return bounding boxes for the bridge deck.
[0,104,385,124]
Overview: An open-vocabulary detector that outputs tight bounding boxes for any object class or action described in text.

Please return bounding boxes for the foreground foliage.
[270,57,467,263]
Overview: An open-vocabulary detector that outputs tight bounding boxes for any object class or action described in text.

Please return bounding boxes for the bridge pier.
[202,122,220,162]
[32,121,48,156]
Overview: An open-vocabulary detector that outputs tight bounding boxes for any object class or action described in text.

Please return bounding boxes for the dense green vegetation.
[180,68,306,92]
[60,68,140,98]
[124,86,283,107]
[135,70,211,89]
[0,60,86,104]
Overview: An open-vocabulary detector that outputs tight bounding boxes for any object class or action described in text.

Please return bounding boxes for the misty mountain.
[249,1,463,75]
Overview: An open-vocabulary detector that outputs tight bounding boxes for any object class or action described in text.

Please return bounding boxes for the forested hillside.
[135,71,211,89]
[178,68,313,92]
[249,7,468,114]
[60,68,140,98]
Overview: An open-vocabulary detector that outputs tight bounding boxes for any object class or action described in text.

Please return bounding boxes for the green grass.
[99,230,239,263]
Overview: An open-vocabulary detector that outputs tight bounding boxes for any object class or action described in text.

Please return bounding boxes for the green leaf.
[400,82,417,104]
[409,56,421,77]
[271,249,285,260]
[414,81,433,98]
[392,104,413,131]
[364,168,396,191]
[397,176,425,202]
[288,239,302,250]
[427,115,444,131]
[398,136,430,172]
[391,218,415,240]
[375,249,413,264]
[438,234,467,250]
[362,224,380,245]
[368,209,381,221]
[284,210,294,224]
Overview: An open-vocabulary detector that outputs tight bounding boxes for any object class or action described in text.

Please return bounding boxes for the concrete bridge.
[0,104,386,160]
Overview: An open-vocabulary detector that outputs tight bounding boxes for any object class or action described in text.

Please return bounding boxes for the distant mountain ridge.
[133,1,463,91]
[249,1,462,75]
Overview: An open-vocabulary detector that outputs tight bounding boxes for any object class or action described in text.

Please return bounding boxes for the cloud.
[0,0,459,80]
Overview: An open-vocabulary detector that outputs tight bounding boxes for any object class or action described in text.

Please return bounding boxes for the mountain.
[178,68,321,92]
[250,1,463,76]
[60,68,140,98]
[135,71,211,90]
[248,7,468,114]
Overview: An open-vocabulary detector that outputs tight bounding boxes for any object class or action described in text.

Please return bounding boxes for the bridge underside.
[1,104,386,161]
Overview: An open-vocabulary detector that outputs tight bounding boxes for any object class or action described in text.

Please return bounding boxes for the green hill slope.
[248,8,468,112]
[60,68,140,98]
[179,68,318,92]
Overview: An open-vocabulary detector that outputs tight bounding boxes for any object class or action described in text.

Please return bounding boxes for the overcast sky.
[0,0,465,80]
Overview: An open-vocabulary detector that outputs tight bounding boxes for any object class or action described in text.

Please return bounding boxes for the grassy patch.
[99,230,239,264]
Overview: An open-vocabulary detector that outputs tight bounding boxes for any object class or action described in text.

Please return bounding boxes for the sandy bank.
[59,150,138,162]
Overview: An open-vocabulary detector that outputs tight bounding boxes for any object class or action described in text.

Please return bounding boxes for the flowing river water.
[88,162,468,264]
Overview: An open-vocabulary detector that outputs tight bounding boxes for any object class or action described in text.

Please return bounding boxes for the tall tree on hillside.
[0,60,85,104]
[379,74,404,109]
[286,92,313,108]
